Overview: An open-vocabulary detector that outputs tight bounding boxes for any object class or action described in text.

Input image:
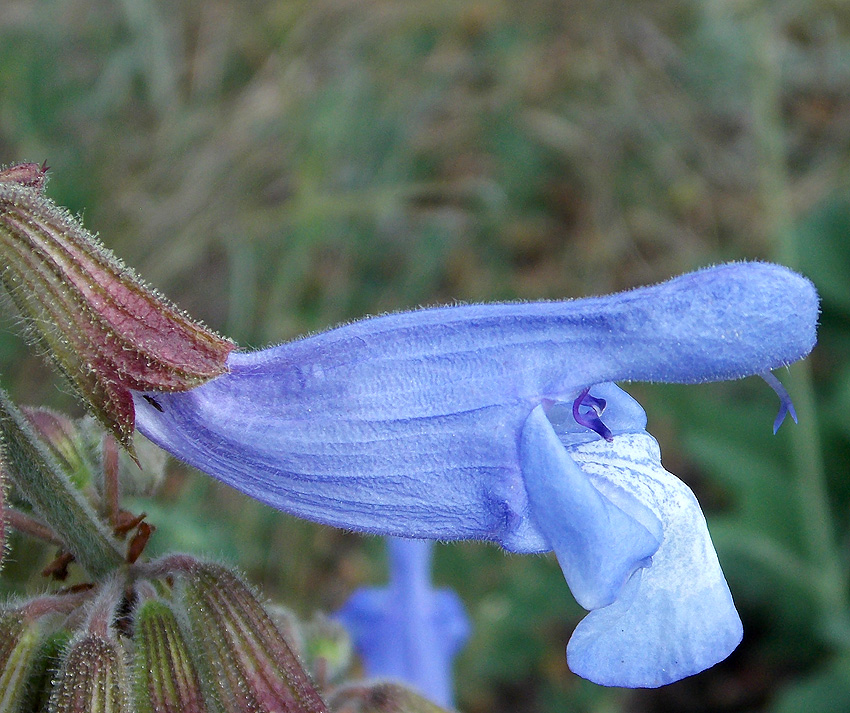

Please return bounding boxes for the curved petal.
[133,262,816,547]
[520,406,661,610]
[562,432,743,688]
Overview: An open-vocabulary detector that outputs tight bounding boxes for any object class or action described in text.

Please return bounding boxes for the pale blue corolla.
[336,538,469,707]
[132,262,819,687]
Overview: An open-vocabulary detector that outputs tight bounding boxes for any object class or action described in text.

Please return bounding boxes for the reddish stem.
[7,508,63,545]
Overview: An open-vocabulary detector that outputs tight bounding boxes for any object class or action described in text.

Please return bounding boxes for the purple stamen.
[572,387,614,442]
[761,371,798,434]
[583,392,607,416]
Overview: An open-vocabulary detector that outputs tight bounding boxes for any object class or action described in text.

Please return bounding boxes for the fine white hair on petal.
[563,432,743,688]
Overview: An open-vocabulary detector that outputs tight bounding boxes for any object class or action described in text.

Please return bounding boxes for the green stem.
[0,390,125,578]
[747,6,849,620]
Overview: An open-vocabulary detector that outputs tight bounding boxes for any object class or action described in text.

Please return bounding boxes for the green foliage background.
[2,1,850,711]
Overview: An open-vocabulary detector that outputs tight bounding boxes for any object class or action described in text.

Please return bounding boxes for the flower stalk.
[0,388,125,577]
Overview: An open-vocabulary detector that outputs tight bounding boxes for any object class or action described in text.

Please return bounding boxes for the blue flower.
[336,538,469,707]
[132,261,818,687]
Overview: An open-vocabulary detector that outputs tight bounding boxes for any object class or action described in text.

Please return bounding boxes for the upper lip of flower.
[129,260,818,687]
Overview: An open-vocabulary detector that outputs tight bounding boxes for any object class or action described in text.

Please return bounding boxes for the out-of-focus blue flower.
[133,261,819,687]
[336,538,469,707]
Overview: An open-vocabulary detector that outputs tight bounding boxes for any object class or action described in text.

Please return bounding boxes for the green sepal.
[19,628,74,713]
[133,598,208,713]
[180,561,329,713]
[23,409,167,497]
[0,389,124,578]
[0,609,42,713]
[47,630,131,713]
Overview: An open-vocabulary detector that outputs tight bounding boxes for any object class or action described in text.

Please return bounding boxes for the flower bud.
[47,630,131,713]
[134,598,208,713]
[266,607,354,689]
[328,682,453,713]
[180,562,329,713]
[0,170,233,452]
[23,407,95,489]
[20,628,73,713]
[0,390,125,578]
[300,612,353,688]
[0,608,41,712]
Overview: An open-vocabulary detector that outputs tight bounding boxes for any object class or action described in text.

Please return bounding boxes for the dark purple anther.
[761,372,798,433]
[572,387,614,441]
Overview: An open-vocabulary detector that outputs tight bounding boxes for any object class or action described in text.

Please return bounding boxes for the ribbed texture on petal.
[0,177,233,451]
[180,562,329,713]
[554,390,743,687]
[520,405,661,611]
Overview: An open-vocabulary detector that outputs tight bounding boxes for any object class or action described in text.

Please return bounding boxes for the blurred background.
[1,0,850,711]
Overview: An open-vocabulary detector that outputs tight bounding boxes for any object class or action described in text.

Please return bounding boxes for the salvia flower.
[133,261,818,687]
[337,538,469,707]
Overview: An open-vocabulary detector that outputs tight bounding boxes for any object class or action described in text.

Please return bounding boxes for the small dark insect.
[142,395,164,412]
